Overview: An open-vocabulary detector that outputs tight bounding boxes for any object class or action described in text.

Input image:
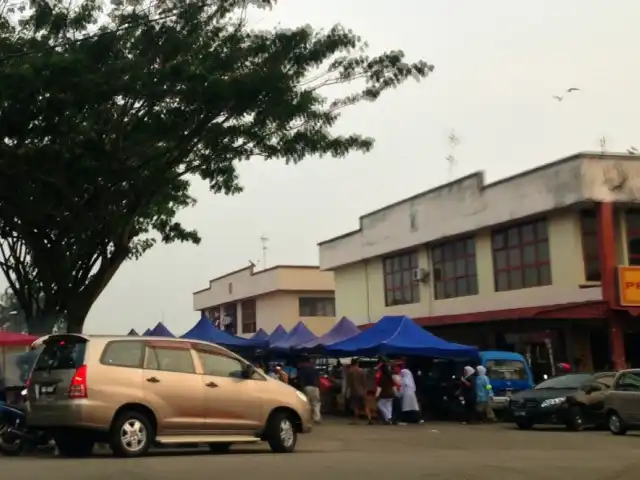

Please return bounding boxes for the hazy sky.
[27,0,640,335]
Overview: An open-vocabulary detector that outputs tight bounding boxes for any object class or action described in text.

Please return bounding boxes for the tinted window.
[145,347,195,374]
[535,374,592,390]
[616,372,640,391]
[33,338,86,371]
[485,360,528,381]
[197,351,244,378]
[101,341,145,368]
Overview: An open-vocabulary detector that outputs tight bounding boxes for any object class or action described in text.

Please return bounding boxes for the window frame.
[99,340,145,369]
[298,297,336,317]
[241,299,257,334]
[143,344,197,375]
[626,209,640,266]
[491,219,551,292]
[383,251,420,306]
[431,237,478,299]
[580,209,601,282]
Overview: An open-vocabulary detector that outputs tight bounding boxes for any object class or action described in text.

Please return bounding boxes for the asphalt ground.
[2,420,639,479]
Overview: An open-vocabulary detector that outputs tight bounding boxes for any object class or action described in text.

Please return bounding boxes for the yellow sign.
[618,266,640,306]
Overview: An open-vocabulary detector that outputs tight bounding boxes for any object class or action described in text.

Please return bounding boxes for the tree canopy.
[0,0,433,333]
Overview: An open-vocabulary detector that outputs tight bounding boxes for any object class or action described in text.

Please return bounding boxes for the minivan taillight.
[68,365,88,399]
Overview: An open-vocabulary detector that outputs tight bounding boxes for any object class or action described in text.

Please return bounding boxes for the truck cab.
[479,351,534,410]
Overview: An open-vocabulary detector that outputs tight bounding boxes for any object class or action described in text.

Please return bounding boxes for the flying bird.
[552,87,581,102]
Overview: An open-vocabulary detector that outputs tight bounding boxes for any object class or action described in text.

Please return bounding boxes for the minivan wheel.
[265,411,297,453]
[608,412,627,436]
[54,433,95,458]
[110,411,153,458]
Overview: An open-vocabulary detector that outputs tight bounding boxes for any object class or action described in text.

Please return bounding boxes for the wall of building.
[320,154,640,271]
[235,291,335,336]
[333,210,603,325]
[193,265,334,311]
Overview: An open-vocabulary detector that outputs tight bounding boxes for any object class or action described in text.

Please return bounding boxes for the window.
[432,238,478,299]
[241,299,257,334]
[581,209,600,281]
[492,219,551,292]
[100,341,145,368]
[33,337,87,372]
[144,347,195,374]
[383,251,420,306]
[615,371,640,392]
[299,297,335,317]
[626,210,640,266]
[485,360,527,381]
[196,351,245,378]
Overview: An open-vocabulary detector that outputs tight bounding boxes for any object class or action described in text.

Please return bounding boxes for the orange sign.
[618,266,640,306]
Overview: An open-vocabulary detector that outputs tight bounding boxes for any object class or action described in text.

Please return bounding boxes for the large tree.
[0,0,433,333]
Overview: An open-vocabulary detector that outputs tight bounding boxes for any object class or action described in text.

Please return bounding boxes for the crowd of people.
[256,355,499,427]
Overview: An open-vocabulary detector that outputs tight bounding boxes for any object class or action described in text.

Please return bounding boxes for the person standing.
[376,363,398,424]
[400,367,423,424]
[475,366,496,422]
[298,357,322,424]
[275,365,289,384]
[459,366,477,425]
[346,358,371,424]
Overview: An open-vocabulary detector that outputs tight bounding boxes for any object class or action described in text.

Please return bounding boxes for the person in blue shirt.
[475,365,496,422]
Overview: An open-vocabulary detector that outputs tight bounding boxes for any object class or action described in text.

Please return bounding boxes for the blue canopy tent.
[270,322,317,351]
[295,317,360,353]
[142,328,152,336]
[145,322,175,337]
[251,328,269,341]
[181,314,267,349]
[265,325,288,347]
[325,315,477,358]
[127,328,139,336]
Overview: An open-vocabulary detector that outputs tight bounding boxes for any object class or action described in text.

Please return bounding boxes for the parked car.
[508,372,616,431]
[604,368,640,435]
[26,334,312,457]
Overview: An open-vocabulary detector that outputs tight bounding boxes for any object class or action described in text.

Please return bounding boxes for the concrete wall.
[320,154,640,270]
[193,265,334,311]
[235,291,335,336]
[333,210,603,325]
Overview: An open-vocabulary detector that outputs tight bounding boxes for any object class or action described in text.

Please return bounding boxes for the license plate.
[514,411,527,416]
[39,385,56,395]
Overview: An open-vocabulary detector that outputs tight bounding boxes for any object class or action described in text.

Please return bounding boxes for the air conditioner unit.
[412,267,429,283]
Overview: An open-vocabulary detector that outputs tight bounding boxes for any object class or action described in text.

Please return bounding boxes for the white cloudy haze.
[12,0,640,335]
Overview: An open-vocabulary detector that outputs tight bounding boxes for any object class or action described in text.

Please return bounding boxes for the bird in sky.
[552,87,580,102]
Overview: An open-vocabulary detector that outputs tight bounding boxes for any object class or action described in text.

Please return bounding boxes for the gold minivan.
[26,334,312,457]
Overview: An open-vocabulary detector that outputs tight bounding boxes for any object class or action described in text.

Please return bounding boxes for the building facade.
[319,152,640,372]
[193,265,336,336]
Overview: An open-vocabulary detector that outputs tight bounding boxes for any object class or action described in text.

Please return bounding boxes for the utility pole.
[599,136,608,154]
[260,235,269,269]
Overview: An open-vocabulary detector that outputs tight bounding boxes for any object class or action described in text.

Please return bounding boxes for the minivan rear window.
[33,337,87,371]
[100,341,145,368]
[485,359,528,381]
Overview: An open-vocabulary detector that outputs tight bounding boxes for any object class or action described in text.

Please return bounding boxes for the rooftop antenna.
[260,235,269,269]
[446,129,461,180]
[599,136,608,154]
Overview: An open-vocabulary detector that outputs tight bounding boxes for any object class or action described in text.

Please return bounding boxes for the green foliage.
[0,0,434,332]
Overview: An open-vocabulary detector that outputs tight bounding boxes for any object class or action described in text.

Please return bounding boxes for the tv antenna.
[599,136,608,154]
[260,235,269,268]
[446,129,461,180]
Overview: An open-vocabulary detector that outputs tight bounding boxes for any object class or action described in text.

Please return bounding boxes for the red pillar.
[597,201,626,370]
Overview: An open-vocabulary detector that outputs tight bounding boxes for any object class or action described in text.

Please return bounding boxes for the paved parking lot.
[2,421,639,479]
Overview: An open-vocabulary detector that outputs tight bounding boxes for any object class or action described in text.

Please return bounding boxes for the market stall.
[181,315,267,350]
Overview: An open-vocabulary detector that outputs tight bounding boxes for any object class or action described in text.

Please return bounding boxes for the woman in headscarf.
[459,365,477,424]
[475,365,496,422]
[400,367,423,424]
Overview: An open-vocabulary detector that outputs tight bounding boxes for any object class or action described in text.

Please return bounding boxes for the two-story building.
[318,152,640,372]
[193,265,336,336]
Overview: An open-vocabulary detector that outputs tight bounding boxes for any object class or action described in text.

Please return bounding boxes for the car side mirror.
[242,364,255,379]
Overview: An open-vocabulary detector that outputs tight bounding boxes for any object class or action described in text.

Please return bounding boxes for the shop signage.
[618,266,640,306]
